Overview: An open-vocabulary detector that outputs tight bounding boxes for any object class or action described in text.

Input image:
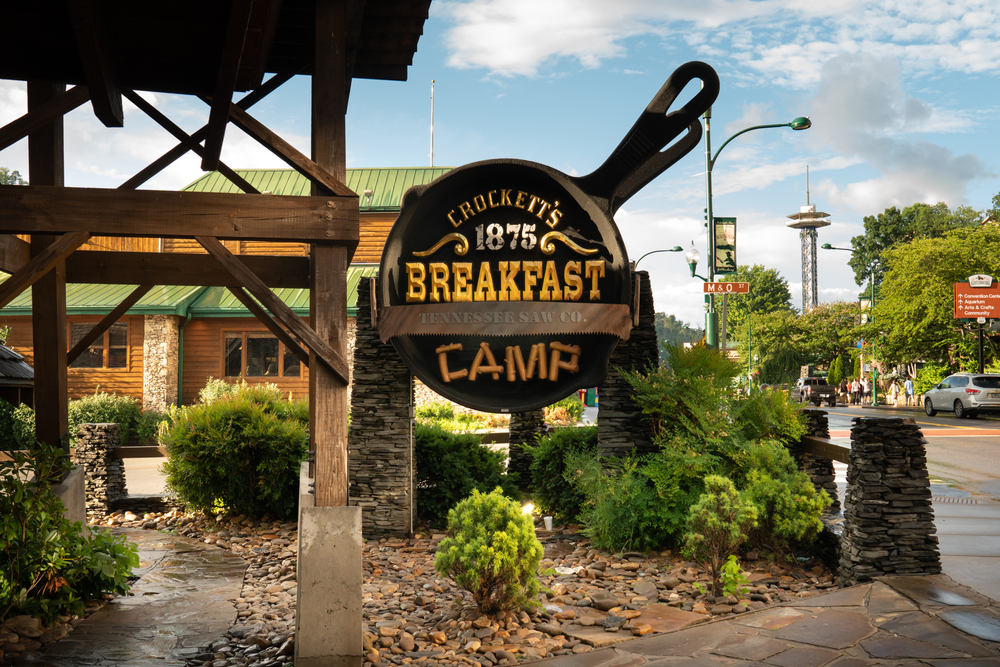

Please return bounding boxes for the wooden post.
[311,0,350,506]
[27,81,69,453]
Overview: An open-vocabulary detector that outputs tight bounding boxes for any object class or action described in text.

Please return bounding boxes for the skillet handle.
[576,61,720,214]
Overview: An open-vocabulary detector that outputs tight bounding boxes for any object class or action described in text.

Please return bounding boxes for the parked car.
[923,373,1000,418]
[792,377,836,406]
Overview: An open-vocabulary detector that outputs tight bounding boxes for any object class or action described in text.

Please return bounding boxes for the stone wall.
[796,409,840,513]
[597,270,657,457]
[838,417,941,585]
[143,315,181,411]
[75,423,128,517]
[348,277,415,537]
[507,410,548,486]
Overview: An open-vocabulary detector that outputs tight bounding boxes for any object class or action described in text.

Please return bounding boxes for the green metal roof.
[182,168,453,211]
[0,265,379,317]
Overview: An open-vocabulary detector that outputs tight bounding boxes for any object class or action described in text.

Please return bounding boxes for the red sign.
[704,282,749,294]
[954,282,1000,319]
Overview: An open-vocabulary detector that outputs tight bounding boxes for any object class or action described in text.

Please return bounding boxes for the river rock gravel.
[3,510,834,667]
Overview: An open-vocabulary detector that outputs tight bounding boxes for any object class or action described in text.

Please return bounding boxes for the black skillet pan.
[378,61,720,413]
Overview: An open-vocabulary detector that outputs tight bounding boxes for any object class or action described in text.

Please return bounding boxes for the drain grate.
[932,496,979,504]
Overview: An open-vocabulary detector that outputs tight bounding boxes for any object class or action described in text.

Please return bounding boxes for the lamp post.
[703,112,811,348]
[634,246,684,270]
[685,241,709,281]
[822,243,878,406]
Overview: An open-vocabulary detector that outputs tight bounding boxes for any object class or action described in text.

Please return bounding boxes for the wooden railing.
[800,434,850,463]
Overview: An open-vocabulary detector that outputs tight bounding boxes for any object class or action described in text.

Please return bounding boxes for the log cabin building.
[0,167,450,411]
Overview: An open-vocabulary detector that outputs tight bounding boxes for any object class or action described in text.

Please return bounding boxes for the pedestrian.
[839,378,848,405]
[851,378,860,405]
[888,380,900,406]
[861,377,870,405]
[904,376,914,406]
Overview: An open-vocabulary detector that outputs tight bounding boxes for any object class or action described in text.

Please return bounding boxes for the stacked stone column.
[507,409,548,488]
[796,409,840,513]
[348,277,415,537]
[838,417,941,586]
[597,270,657,457]
[75,423,127,517]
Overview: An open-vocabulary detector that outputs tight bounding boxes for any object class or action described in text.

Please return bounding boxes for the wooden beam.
[66,251,310,288]
[0,234,30,273]
[0,231,90,310]
[68,0,123,127]
[226,286,311,367]
[227,104,355,198]
[118,67,301,190]
[0,86,90,153]
[237,0,284,91]
[196,235,349,383]
[202,0,255,171]
[122,90,259,194]
[66,285,152,365]
[0,185,359,244]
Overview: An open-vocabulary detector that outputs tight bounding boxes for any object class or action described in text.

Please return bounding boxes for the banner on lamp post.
[714,217,736,275]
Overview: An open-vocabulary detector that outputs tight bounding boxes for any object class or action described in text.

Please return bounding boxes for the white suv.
[924,373,1000,419]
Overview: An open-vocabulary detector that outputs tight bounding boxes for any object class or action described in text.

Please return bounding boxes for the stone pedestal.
[142,315,181,412]
[75,423,127,517]
[348,277,414,537]
[598,270,657,457]
[296,463,363,667]
[838,417,942,586]
[796,409,840,513]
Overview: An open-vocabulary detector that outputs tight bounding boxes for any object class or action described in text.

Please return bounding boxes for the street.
[826,406,1000,500]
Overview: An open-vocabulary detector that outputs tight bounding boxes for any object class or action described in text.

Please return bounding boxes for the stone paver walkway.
[536,574,1000,667]
[37,528,246,666]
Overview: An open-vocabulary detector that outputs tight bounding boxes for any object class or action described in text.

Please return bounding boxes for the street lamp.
[634,246,684,270]
[703,112,811,348]
[822,243,879,406]
[685,241,708,281]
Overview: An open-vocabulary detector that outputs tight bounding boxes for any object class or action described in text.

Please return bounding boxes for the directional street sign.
[954,280,1000,319]
[704,282,749,294]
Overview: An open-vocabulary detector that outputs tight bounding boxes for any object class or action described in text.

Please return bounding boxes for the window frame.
[222,330,302,379]
[67,320,129,371]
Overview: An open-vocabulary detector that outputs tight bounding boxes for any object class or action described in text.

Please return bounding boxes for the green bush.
[416,401,455,421]
[1,442,138,623]
[68,391,142,443]
[12,404,35,448]
[434,487,543,614]
[914,361,949,396]
[0,399,15,450]
[738,441,830,554]
[161,384,309,518]
[525,426,596,523]
[134,409,168,443]
[544,394,585,425]
[731,389,806,444]
[415,422,519,528]
[683,475,758,596]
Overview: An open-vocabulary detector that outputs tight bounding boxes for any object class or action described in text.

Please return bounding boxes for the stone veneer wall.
[838,417,942,586]
[348,277,415,537]
[597,270,657,457]
[796,409,840,513]
[143,315,181,411]
[507,410,547,485]
[75,423,128,517]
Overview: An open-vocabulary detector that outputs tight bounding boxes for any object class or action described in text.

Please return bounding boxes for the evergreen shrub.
[526,426,596,523]
[683,475,757,596]
[161,384,309,518]
[434,487,543,613]
[1,442,138,623]
[415,422,519,528]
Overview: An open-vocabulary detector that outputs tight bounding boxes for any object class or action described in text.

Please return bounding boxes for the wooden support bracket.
[202,0,255,171]
[68,0,123,127]
[196,235,349,383]
[0,232,90,310]
[0,86,90,152]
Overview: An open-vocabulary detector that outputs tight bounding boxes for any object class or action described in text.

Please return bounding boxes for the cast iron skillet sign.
[379,62,720,412]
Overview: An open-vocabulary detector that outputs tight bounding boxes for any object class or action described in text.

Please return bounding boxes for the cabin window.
[223,332,301,378]
[68,322,128,369]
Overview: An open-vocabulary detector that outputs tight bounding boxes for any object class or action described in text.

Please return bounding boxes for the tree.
[722,264,795,340]
[799,301,860,368]
[0,168,27,186]
[654,313,704,365]
[738,310,807,385]
[849,202,980,292]
[865,224,1000,368]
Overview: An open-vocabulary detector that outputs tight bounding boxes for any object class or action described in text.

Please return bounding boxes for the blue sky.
[2,0,998,329]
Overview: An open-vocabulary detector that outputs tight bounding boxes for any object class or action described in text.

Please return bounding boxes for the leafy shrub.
[434,487,543,613]
[914,361,949,396]
[525,426,596,523]
[567,451,676,552]
[0,399,15,450]
[12,403,35,448]
[544,394,584,425]
[415,423,519,528]
[416,402,510,432]
[1,442,138,623]
[731,390,806,444]
[134,409,168,443]
[683,475,757,596]
[68,391,142,443]
[719,555,752,599]
[416,402,455,421]
[738,441,830,554]
[161,384,309,518]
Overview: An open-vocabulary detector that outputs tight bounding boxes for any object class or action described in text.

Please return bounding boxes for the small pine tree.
[683,475,758,596]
